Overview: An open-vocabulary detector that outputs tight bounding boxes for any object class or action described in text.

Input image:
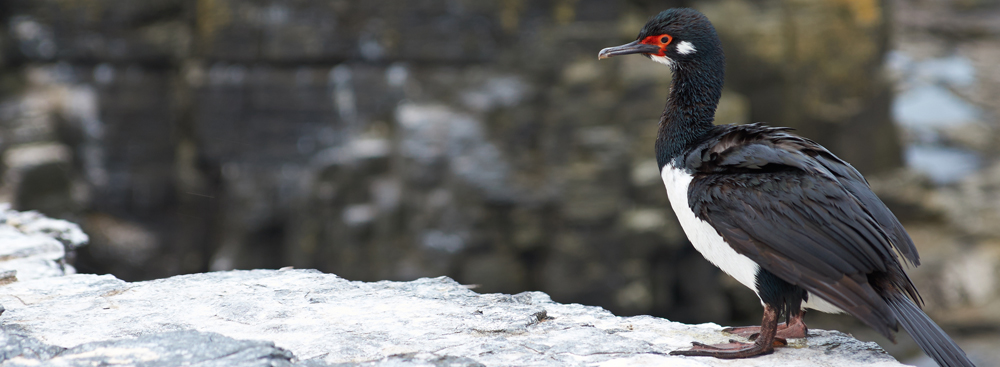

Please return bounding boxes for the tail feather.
[883,292,975,367]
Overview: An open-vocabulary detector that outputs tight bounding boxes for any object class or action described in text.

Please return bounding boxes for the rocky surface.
[0,203,88,282]
[0,269,904,367]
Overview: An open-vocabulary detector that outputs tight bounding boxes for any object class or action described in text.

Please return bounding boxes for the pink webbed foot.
[669,338,786,358]
[672,305,787,359]
[723,311,807,340]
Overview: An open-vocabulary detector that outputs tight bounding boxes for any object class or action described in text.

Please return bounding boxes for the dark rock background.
[2,0,998,363]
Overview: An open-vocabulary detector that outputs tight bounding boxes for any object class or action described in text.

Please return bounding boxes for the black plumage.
[683,123,918,338]
[598,7,975,367]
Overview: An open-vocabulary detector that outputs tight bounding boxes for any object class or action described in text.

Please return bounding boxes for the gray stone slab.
[0,269,905,367]
[1,330,295,367]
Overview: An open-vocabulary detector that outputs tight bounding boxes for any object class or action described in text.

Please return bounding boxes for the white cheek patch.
[677,41,696,55]
[650,55,674,67]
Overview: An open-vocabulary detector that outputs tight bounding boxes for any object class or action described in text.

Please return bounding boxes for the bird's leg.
[723,310,808,339]
[670,305,783,358]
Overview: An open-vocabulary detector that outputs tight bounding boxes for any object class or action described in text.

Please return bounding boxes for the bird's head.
[598,8,721,69]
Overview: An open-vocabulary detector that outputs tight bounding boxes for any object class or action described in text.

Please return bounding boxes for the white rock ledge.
[0,204,88,282]
[0,270,905,367]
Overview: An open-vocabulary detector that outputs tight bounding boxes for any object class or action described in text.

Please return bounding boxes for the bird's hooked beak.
[598,40,661,60]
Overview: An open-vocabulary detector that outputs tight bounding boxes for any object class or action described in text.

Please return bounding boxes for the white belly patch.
[661,164,845,314]
[804,292,845,313]
[661,164,762,294]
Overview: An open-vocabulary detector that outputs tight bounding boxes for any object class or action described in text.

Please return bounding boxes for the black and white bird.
[598,8,974,367]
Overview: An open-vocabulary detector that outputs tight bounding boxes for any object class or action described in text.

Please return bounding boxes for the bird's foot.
[721,325,762,338]
[723,321,807,340]
[669,338,786,359]
[723,311,808,340]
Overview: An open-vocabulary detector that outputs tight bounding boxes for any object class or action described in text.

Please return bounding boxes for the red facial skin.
[639,34,672,57]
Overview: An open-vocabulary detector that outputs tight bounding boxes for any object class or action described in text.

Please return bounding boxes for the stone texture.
[0,269,905,367]
[0,204,88,281]
[1,330,296,367]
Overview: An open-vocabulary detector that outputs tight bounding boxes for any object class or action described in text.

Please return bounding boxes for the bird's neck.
[655,58,724,168]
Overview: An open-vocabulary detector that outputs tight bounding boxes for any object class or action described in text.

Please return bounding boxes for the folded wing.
[683,124,919,339]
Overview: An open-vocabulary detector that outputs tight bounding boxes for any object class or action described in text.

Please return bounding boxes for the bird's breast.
[661,163,761,294]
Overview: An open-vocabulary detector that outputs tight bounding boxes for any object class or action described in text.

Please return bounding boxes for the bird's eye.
[656,34,673,46]
[638,34,671,56]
